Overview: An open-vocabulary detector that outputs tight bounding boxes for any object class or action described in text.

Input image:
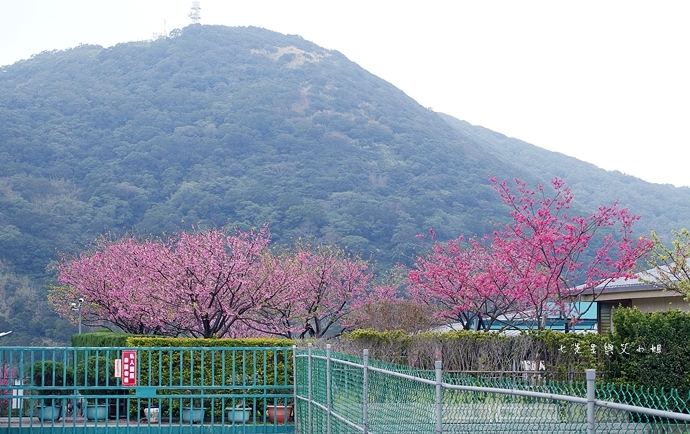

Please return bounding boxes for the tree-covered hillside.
[440,114,690,236]
[1,24,689,344]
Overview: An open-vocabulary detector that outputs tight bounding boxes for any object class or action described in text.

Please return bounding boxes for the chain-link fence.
[294,344,690,434]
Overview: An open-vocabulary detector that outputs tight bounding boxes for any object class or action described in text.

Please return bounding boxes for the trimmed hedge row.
[341,308,690,394]
[128,337,295,417]
[609,307,690,395]
[339,328,616,380]
[71,334,295,417]
[71,330,140,347]
[125,337,293,348]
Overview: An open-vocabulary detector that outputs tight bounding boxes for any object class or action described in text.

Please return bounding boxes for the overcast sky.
[2,1,689,187]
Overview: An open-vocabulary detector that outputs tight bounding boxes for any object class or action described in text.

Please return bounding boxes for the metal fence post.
[327,344,332,434]
[586,369,596,434]
[363,349,369,434]
[292,345,298,434]
[435,360,443,434]
[308,343,313,434]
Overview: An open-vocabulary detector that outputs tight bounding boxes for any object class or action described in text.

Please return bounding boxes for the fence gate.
[0,346,295,433]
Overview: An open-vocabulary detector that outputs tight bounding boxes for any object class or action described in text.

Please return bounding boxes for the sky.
[2,1,689,187]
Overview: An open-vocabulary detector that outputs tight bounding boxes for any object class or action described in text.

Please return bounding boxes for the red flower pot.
[266,404,293,424]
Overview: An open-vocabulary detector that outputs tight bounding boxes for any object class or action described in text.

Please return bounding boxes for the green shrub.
[71,330,146,347]
[609,307,690,395]
[342,328,614,380]
[125,336,294,418]
[31,361,74,406]
[75,355,120,404]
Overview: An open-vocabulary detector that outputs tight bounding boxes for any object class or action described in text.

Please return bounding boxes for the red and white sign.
[121,350,137,387]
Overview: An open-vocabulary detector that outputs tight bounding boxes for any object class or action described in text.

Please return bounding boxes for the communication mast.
[189,1,201,24]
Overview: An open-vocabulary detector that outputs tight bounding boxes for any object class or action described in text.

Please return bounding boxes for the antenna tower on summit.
[189,1,201,24]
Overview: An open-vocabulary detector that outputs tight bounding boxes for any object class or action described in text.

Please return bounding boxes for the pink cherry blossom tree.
[409,232,524,331]
[49,236,171,334]
[50,225,296,338]
[247,244,378,339]
[0,364,18,413]
[154,226,287,338]
[409,177,653,331]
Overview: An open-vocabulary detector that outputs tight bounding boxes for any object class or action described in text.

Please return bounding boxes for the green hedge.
[126,337,294,418]
[344,309,690,397]
[609,307,690,395]
[342,329,616,380]
[70,334,295,417]
[125,337,293,348]
[71,330,145,347]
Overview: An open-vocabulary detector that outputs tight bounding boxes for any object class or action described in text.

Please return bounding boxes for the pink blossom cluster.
[51,227,377,338]
[0,364,17,411]
[409,177,653,330]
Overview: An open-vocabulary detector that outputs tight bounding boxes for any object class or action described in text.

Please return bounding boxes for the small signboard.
[121,350,137,387]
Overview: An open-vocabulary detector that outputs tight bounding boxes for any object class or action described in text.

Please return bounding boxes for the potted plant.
[227,398,252,424]
[221,374,253,423]
[181,389,206,424]
[265,398,293,424]
[76,355,118,421]
[32,361,74,422]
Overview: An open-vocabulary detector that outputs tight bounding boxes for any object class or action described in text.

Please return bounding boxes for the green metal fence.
[0,346,295,433]
[5,344,690,433]
[294,344,690,434]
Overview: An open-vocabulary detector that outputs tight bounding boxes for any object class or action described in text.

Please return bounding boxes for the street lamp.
[70,298,84,334]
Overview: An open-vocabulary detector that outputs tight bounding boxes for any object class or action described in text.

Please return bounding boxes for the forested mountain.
[1,24,689,344]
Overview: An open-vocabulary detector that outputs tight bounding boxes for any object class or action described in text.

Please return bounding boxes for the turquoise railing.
[0,346,295,433]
